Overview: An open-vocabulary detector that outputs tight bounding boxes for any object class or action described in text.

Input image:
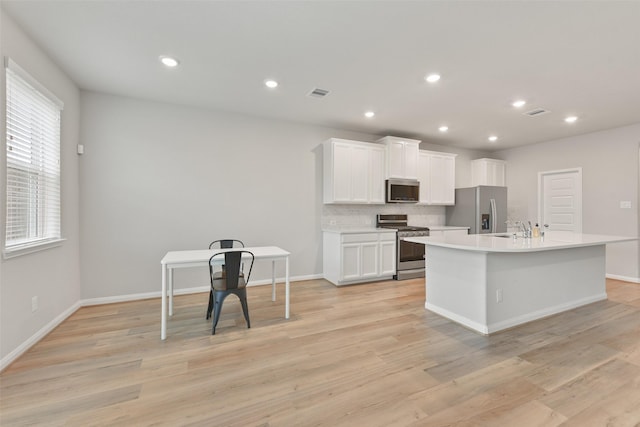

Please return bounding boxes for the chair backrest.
[209,250,254,290]
[209,239,244,250]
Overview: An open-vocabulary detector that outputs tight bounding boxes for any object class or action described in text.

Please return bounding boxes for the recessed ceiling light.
[425,73,441,83]
[565,115,578,123]
[159,56,179,67]
[512,100,526,108]
[264,79,278,89]
[439,126,449,132]
[488,135,498,142]
[364,111,375,118]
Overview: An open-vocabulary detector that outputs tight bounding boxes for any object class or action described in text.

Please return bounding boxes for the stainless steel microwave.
[386,178,420,203]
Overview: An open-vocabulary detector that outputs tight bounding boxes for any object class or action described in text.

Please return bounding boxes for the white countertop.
[405,231,636,253]
[323,225,468,233]
[427,226,470,231]
[322,227,397,234]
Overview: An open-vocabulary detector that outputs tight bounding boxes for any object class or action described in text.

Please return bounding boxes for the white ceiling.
[3,0,640,151]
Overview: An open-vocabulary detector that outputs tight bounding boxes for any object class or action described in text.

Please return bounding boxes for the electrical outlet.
[32,296,38,312]
[496,289,503,303]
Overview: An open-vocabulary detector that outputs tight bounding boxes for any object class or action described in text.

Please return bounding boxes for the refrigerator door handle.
[490,198,497,233]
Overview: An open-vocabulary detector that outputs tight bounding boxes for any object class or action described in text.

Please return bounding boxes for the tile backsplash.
[322,204,446,228]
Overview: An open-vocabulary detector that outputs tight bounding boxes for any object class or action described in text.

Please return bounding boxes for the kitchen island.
[406,231,636,334]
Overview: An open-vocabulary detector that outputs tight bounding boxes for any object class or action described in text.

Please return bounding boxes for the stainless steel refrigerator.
[445,186,508,234]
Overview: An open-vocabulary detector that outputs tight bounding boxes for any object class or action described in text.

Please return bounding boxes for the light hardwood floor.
[1,278,639,426]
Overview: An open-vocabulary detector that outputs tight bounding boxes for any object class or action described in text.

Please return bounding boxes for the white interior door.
[538,168,583,232]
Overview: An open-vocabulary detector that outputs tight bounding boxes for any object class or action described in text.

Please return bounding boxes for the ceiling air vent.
[524,108,550,117]
[308,88,330,98]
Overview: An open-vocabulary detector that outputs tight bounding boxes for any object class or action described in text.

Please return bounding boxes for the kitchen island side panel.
[484,244,607,332]
[425,246,489,333]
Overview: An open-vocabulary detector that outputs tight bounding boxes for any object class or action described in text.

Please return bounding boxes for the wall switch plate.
[496,289,503,303]
[32,296,38,312]
[620,201,632,209]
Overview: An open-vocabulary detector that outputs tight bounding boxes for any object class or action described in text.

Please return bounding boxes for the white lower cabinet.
[379,239,396,276]
[323,230,396,286]
[359,242,380,279]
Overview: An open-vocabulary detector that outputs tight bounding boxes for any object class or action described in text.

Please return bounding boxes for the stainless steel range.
[376,214,429,280]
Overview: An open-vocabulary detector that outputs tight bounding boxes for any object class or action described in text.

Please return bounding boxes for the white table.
[160,246,290,340]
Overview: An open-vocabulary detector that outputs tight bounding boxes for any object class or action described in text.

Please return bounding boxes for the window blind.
[5,58,64,252]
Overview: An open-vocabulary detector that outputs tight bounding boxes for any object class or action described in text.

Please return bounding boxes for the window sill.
[3,238,66,259]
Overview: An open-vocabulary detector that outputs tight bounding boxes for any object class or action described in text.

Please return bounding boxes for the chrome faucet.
[517,221,532,238]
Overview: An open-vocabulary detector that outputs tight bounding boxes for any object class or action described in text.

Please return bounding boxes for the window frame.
[3,58,65,259]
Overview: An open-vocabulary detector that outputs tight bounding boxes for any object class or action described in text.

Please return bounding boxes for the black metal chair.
[206,239,244,319]
[208,250,254,335]
[209,239,244,250]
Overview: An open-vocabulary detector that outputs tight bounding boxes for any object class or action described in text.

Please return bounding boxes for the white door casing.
[538,168,583,232]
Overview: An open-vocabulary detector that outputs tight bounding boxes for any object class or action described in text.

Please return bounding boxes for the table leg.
[161,264,167,340]
[285,256,290,319]
[271,260,276,301]
[169,267,174,316]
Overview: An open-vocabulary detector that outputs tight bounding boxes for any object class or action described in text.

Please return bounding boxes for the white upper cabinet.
[377,136,420,180]
[471,158,506,187]
[323,138,385,204]
[418,150,457,205]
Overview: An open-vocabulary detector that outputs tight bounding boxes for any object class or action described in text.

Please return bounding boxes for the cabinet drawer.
[379,233,396,242]
[341,233,379,244]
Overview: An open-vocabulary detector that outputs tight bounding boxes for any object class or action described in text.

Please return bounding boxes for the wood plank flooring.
[1,278,639,426]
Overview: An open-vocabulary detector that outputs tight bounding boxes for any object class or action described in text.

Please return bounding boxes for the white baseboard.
[0,300,82,372]
[251,273,323,286]
[426,293,608,335]
[486,293,608,334]
[0,273,323,372]
[80,285,212,306]
[80,273,323,306]
[606,273,640,284]
[425,302,489,335]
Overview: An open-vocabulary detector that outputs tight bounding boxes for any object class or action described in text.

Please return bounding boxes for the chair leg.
[206,290,213,319]
[212,292,228,335]
[238,288,250,329]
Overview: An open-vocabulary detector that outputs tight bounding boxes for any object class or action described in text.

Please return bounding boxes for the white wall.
[496,123,640,281]
[0,9,81,366]
[78,92,381,298]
